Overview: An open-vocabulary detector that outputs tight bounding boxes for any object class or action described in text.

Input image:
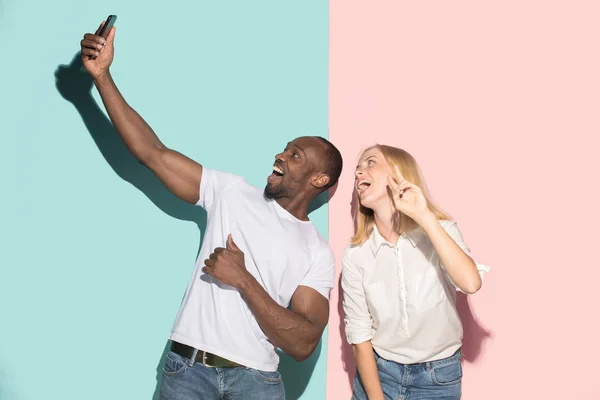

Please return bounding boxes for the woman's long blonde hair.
[350,144,451,246]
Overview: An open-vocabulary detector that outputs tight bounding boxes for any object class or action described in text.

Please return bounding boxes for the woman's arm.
[353,341,385,400]
[341,249,385,399]
[419,214,482,294]
[386,165,483,294]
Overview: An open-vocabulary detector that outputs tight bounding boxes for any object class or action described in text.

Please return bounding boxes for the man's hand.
[203,234,330,361]
[203,234,251,289]
[80,21,115,80]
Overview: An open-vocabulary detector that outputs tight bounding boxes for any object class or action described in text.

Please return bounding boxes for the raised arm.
[80,21,203,204]
[387,165,483,293]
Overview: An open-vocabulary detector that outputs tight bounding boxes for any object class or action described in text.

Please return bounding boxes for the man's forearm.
[93,72,164,163]
[238,275,320,362]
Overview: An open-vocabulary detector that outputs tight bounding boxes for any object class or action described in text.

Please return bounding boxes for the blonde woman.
[342,144,490,400]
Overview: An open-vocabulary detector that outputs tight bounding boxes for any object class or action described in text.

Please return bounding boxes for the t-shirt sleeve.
[196,168,245,212]
[299,245,336,299]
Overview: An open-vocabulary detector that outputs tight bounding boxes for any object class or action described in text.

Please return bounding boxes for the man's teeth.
[273,166,284,175]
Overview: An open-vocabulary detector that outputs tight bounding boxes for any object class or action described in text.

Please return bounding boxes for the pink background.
[326,1,600,399]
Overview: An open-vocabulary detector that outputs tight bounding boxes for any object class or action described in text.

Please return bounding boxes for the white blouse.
[341,220,490,364]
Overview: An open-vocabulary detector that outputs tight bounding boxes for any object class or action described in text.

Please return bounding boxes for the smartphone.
[98,15,117,38]
[81,14,117,68]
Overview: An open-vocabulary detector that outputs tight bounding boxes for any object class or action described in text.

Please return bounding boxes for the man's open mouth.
[268,164,285,184]
[272,165,284,177]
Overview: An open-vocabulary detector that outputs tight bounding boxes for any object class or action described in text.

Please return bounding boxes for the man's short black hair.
[314,136,343,191]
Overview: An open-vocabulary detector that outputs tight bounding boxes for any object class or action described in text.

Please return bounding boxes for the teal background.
[0,1,329,399]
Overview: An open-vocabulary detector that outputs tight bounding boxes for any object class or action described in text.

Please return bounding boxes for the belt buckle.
[201,351,217,368]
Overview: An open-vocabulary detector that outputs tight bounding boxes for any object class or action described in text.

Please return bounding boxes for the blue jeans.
[352,350,462,400]
[159,350,285,400]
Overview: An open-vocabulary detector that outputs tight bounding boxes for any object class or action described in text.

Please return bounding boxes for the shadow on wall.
[0,369,16,400]
[55,52,329,400]
[278,340,322,400]
[455,292,492,363]
[54,54,208,229]
[338,194,493,390]
[55,51,207,400]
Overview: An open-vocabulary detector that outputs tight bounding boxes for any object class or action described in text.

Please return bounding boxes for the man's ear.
[311,173,330,190]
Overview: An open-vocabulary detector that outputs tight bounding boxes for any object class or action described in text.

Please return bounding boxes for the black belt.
[170,341,242,368]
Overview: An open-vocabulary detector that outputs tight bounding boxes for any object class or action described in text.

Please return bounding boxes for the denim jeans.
[159,350,285,400]
[352,349,462,400]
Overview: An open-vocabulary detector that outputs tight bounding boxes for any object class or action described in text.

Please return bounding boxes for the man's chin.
[264,183,285,200]
[263,185,277,200]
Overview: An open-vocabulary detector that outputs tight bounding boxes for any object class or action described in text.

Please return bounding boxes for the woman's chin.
[357,193,377,210]
[359,193,390,213]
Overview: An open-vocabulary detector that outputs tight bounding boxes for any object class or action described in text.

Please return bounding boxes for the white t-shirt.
[169,168,335,371]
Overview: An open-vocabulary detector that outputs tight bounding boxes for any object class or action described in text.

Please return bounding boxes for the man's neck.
[275,197,311,222]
